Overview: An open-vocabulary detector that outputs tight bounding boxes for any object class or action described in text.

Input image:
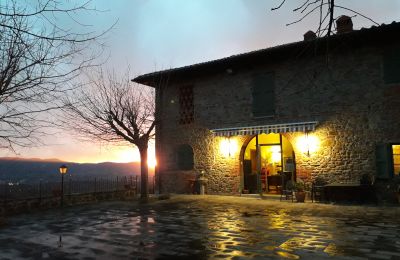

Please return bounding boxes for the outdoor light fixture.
[59,165,68,174]
[220,137,238,158]
[59,165,68,207]
[297,131,319,156]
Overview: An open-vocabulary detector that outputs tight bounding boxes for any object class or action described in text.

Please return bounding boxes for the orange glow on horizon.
[67,146,156,167]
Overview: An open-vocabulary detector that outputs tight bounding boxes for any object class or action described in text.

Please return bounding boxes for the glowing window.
[393,145,400,176]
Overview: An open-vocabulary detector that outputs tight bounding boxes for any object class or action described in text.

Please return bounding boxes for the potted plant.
[294,180,307,202]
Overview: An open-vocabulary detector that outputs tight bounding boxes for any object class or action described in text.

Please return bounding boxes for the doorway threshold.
[240,193,282,201]
[260,193,281,201]
[240,194,262,199]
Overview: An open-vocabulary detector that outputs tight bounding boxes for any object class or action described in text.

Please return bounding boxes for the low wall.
[0,190,137,217]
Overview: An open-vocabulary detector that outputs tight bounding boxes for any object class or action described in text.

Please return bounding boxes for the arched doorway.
[242,133,295,194]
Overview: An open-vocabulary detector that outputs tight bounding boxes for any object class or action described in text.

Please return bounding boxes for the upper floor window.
[179,85,194,124]
[252,73,275,117]
[383,46,400,84]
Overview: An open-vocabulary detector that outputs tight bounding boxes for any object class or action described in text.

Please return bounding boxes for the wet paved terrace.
[0,195,400,259]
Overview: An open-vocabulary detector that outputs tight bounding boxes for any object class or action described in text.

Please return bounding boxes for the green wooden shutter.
[375,144,394,179]
[252,73,275,117]
[383,46,400,84]
[177,144,194,170]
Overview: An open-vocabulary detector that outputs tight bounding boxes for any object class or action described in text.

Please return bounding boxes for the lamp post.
[59,165,68,207]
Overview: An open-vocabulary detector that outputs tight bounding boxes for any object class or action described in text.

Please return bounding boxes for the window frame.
[178,85,194,125]
[392,143,400,176]
[251,72,275,118]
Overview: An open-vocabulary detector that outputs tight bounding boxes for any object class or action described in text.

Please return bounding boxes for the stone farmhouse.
[133,16,400,196]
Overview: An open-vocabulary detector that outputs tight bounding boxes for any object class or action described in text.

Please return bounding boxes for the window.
[179,85,194,124]
[177,144,194,170]
[252,73,275,117]
[383,46,400,84]
[375,144,395,179]
[393,145,400,176]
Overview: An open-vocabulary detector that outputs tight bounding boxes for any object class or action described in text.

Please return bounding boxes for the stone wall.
[156,43,400,194]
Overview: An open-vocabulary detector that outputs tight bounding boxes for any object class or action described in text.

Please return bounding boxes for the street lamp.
[59,165,68,207]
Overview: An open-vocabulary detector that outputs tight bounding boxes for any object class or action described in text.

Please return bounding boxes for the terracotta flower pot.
[295,191,306,202]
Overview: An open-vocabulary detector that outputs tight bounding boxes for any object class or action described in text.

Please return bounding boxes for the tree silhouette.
[63,69,156,199]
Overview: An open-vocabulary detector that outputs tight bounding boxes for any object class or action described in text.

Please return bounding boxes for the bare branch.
[274,0,380,37]
[0,0,110,150]
[271,0,286,11]
[335,5,379,26]
[286,2,329,26]
[327,0,334,36]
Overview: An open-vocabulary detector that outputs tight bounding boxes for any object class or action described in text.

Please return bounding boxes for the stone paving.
[0,195,400,259]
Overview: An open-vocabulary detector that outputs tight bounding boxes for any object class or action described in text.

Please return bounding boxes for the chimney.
[303,30,317,41]
[336,15,353,34]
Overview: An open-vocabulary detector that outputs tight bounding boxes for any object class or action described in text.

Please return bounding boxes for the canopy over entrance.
[210,121,318,137]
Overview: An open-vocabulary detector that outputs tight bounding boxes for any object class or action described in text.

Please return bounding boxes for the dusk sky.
[2,0,399,163]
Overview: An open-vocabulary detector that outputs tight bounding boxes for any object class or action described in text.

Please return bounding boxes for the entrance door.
[242,133,295,194]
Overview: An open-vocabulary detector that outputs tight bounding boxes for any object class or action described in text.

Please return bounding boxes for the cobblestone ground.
[0,195,400,259]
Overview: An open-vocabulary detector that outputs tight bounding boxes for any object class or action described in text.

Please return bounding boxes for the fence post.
[94,177,97,194]
[116,176,119,192]
[39,180,42,204]
[69,179,72,196]
[135,175,138,194]
[4,182,7,204]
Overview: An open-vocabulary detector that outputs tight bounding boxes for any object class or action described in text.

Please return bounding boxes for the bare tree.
[272,0,379,37]
[0,0,109,150]
[62,69,156,199]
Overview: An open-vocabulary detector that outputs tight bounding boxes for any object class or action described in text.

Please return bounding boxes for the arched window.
[177,144,194,170]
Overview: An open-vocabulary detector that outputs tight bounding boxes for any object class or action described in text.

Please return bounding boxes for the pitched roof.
[133,21,400,87]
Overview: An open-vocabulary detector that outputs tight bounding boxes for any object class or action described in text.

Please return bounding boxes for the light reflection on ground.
[0,195,400,259]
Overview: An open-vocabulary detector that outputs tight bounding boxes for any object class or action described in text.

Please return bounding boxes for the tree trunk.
[139,146,149,199]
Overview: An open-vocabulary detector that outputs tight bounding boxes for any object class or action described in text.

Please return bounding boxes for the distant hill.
[0,157,140,183]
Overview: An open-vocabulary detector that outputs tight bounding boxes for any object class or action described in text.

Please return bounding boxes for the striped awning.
[210,121,318,137]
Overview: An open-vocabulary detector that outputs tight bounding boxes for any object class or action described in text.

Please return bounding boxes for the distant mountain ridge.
[0,157,65,162]
[0,157,140,183]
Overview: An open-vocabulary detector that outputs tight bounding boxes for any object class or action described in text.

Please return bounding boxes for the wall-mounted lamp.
[219,137,238,158]
[297,131,319,156]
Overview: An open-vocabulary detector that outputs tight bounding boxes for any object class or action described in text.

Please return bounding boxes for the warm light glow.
[271,146,281,163]
[297,133,319,155]
[219,137,238,158]
[147,157,157,168]
[115,147,140,163]
[59,165,68,174]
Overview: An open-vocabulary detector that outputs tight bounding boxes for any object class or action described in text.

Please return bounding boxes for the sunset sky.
[1,0,399,163]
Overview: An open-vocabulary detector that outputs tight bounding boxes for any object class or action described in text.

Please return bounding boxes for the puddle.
[0,199,399,259]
